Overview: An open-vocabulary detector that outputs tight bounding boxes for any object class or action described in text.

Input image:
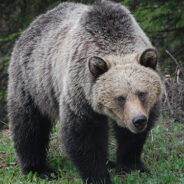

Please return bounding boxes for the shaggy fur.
[8,1,163,184]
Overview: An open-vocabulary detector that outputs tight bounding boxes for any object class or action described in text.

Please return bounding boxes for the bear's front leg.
[114,124,148,174]
[60,103,111,184]
[113,103,159,174]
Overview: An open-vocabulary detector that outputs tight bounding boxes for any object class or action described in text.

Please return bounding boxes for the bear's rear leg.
[114,124,148,174]
[9,98,54,177]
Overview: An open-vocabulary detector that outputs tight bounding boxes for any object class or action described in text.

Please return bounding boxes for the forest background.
[0,0,184,127]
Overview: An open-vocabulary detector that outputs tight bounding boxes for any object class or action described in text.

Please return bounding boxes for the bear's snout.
[132,115,147,131]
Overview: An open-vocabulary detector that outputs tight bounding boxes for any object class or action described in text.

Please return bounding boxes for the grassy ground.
[0,116,183,184]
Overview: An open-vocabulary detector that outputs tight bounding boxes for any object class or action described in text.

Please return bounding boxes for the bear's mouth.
[127,122,147,134]
[104,107,147,133]
[114,114,147,133]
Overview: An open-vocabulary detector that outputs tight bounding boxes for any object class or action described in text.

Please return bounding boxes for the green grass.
[0,116,183,184]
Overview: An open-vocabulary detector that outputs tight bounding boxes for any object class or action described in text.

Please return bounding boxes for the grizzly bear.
[8,1,163,184]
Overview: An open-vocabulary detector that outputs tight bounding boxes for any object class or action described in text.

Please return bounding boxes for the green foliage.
[123,0,184,74]
[0,119,183,183]
[0,90,7,101]
[0,31,22,43]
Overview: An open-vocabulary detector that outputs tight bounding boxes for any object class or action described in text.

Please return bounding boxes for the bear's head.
[88,49,163,133]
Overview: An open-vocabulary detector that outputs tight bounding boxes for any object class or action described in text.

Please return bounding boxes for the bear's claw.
[38,168,60,180]
[116,162,149,175]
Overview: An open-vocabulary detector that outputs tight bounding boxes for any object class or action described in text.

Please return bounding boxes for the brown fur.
[91,63,163,133]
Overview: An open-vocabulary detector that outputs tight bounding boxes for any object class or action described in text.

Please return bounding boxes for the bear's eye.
[116,96,126,104]
[138,92,147,101]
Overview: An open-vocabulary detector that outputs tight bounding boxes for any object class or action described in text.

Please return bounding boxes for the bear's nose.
[132,115,147,130]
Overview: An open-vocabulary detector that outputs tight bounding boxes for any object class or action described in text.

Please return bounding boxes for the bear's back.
[13,3,87,60]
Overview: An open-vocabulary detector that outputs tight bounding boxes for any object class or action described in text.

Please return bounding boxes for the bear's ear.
[88,56,109,78]
[139,48,158,69]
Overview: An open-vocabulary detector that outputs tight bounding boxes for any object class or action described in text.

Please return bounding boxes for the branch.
[165,50,184,76]
[163,87,174,116]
